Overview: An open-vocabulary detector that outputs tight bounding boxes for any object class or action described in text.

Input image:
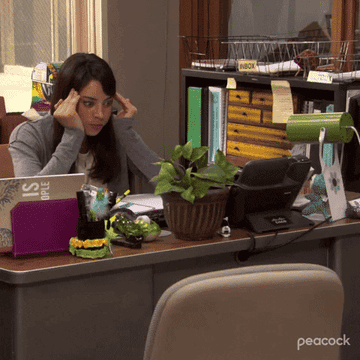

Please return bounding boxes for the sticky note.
[226,78,237,89]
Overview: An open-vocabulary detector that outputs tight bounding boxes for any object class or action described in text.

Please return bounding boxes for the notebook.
[0,173,85,253]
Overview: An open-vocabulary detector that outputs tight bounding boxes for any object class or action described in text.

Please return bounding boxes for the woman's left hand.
[114,92,137,118]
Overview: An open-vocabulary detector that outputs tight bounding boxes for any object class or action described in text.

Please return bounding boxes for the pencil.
[116,189,130,203]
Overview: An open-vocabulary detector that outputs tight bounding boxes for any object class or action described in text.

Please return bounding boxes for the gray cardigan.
[8,114,162,194]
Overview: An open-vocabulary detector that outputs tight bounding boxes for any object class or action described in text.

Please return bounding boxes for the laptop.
[0,173,85,253]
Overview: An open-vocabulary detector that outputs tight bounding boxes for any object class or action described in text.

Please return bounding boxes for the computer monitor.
[226,155,314,233]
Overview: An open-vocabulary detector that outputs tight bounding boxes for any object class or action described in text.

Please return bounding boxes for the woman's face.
[77,80,114,136]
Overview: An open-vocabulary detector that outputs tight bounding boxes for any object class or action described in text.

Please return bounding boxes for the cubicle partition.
[0,219,360,360]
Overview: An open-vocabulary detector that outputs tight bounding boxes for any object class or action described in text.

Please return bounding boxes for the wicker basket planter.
[161,187,230,241]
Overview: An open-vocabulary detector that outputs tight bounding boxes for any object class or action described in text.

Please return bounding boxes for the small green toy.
[112,214,161,243]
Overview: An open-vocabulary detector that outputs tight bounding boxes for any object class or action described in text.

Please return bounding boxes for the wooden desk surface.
[1,217,360,285]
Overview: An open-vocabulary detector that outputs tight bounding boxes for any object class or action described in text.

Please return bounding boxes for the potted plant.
[152,141,240,240]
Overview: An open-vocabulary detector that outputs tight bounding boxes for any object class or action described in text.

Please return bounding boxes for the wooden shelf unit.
[181,68,359,169]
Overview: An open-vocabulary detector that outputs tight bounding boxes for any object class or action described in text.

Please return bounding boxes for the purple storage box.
[11,199,79,257]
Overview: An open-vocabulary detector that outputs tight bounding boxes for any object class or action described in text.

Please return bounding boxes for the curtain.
[179,0,230,69]
[0,0,104,68]
[71,0,103,57]
[0,0,16,66]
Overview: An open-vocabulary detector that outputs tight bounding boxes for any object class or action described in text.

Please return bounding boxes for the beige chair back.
[0,96,6,120]
[1,96,28,144]
[144,263,344,360]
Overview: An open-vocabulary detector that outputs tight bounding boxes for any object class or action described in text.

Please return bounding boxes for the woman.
[9,53,162,193]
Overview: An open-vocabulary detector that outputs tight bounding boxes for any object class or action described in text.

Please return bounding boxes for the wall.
[228,0,332,38]
[106,0,179,159]
[0,65,33,112]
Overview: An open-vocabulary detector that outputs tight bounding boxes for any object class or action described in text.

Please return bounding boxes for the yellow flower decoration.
[70,237,109,249]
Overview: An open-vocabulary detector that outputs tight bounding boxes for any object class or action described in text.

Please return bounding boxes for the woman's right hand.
[53,89,84,132]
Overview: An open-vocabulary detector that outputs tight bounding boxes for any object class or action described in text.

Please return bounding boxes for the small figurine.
[109,213,161,248]
[90,187,110,221]
[294,49,319,78]
[302,174,331,220]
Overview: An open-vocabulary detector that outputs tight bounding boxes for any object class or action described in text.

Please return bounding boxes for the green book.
[187,87,202,147]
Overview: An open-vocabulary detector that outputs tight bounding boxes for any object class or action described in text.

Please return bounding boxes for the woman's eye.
[83,101,94,107]
[104,100,113,107]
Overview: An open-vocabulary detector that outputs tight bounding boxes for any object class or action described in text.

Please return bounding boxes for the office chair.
[0,96,28,144]
[0,144,15,178]
[0,96,6,121]
[144,263,344,360]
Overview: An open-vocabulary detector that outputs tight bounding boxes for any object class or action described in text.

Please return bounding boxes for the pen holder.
[70,219,109,259]
[77,219,105,240]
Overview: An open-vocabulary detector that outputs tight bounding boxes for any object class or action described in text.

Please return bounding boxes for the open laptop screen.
[0,173,85,252]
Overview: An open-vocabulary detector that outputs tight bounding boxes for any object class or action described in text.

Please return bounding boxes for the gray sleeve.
[112,118,162,181]
[9,122,84,177]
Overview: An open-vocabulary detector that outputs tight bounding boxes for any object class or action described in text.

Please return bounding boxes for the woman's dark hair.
[50,53,118,184]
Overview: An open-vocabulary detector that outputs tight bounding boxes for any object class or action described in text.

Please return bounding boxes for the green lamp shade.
[287,112,354,143]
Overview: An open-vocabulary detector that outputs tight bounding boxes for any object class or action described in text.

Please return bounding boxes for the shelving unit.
[181,68,353,143]
[181,68,360,176]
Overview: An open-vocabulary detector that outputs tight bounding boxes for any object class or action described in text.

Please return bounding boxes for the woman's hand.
[114,92,137,118]
[53,89,84,131]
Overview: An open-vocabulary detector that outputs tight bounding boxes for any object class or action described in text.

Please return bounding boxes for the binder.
[187,86,209,147]
[208,86,227,162]
[187,87,202,147]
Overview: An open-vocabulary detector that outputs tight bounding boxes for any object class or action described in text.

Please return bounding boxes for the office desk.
[0,219,360,360]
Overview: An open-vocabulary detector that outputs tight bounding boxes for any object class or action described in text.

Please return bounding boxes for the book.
[201,87,209,147]
[208,86,227,162]
[187,87,202,147]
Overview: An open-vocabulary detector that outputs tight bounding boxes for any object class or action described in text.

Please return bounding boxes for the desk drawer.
[228,105,261,124]
[228,90,251,105]
[227,140,291,160]
[263,110,272,124]
[252,91,273,107]
[227,123,292,149]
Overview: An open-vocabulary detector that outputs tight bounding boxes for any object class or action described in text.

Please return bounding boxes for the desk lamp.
[287,112,359,221]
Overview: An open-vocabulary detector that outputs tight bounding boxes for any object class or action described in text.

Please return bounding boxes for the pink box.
[11,199,79,257]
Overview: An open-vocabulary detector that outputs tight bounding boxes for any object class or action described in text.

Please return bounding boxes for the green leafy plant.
[152,141,240,204]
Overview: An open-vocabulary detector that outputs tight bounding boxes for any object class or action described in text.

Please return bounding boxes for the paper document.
[112,194,163,214]
[271,80,294,124]
[257,60,300,74]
